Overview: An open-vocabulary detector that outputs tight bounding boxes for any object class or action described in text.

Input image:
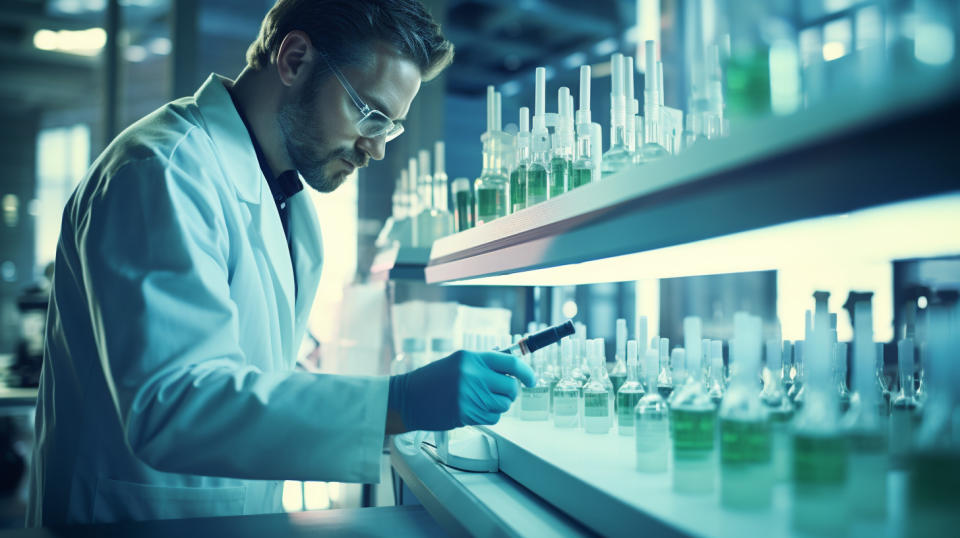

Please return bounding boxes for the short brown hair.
[246,0,454,81]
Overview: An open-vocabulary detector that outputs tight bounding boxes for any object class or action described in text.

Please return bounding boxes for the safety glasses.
[318,49,404,142]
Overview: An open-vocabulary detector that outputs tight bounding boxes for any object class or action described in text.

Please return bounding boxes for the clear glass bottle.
[670,333,717,494]
[635,346,669,472]
[509,107,530,213]
[570,65,594,190]
[707,340,726,406]
[907,290,960,538]
[593,338,615,419]
[761,339,795,482]
[791,292,849,536]
[549,88,573,199]
[656,337,673,400]
[876,342,893,417]
[601,53,632,178]
[835,342,851,413]
[634,46,669,164]
[520,353,550,421]
[782,339,796,396]
[553,339,581,428]
[842,297,888,522]
[610,318,628,397]
[617,340,645,436]
[890,338,920,466]
[720,313,773,510]
[474,86,509,225]
[582,342,612,435]
[526,67,550,206]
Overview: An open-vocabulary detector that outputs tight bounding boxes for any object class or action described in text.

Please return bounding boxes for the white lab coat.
[26,74,388,526]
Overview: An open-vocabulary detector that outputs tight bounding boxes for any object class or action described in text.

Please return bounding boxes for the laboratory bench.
[0,505,444,537]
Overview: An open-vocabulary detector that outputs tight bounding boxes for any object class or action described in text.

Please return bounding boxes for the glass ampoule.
[474,86,509,225]
[520,352,551,421]
[553,339,581,428]
[842,298,888,522]
[601,53,632,178]
[526,67,550,206]
[906,291,960,538]
[635,347,670,472]
[582,341,612,434]
[720,313,773,510]
[671,317,717,494]
[610,318,629,397]
[509,107,530,213]
[890,338,920,466]
[791,292,849,536]
[634,48,669,164]
[835,342,852,413]
[707,340,726,406]
[549,88,573,198]
[593,338,616,418]
[571,65,594,190]
[761,339,795,482]
[656,338,673,399]
[616,340,645,436]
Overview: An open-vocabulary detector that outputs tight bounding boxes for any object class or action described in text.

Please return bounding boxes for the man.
[28,0,533,525]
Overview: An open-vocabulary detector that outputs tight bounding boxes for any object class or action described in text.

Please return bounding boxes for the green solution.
[474,185,506,225]
[549,157,570,198]
[453,190,473,231]
[526,164,548,206]
[846,430,888,521]
[552,387,580,428]
[610,373,627,397]
[671,408,717,494]
[635,398,670,472]
[570,165,592,189]
[720,418,773,509]
[907,451,960,538]
[519,385,549,420]
[616,390,644,436]
[509,164,527,213]
[583,391,610,434]
[791,433,849,536]
[725,47,771,120]
[769,408,794,482]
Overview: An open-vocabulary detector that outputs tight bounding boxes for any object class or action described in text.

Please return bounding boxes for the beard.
[277,83,367,193]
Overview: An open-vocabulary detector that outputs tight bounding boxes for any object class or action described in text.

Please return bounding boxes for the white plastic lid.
[451,177,470,192]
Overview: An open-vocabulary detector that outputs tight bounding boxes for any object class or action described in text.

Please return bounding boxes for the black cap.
[525,320,576,354]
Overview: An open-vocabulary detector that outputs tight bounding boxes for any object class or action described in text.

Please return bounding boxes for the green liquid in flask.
[671,407,717,494]
[583,391,610,434]
[549,157,570,198]
[454,191,473,231]
[791,433,848,536]
[570,166,592,189]
[908,451,960,538]
[616,390,644,435]
[475,186,506,224]
[526,165,548,205]
[720,418,773,509]
[510,165,526,213]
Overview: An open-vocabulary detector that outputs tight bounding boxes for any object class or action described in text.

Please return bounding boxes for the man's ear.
[276,30,314,87]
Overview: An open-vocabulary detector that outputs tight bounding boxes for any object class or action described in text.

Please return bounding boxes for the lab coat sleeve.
[76,146,387,483]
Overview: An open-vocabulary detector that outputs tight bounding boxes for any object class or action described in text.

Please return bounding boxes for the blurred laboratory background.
[0,0,959,535]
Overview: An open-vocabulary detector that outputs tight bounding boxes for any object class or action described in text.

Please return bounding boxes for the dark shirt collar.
[226,87,304,203]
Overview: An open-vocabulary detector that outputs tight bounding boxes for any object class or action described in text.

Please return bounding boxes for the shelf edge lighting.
[440,193,960,287]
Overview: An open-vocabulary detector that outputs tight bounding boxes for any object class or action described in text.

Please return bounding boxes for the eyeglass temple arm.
[318,50,371,114]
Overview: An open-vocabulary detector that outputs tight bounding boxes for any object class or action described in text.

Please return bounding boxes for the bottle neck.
[575,128,592,161]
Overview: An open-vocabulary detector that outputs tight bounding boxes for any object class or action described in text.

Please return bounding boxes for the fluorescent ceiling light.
[33,28,106,56]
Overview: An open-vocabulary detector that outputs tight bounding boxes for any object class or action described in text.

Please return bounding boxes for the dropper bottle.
[553,339,581,428]
[526,67,550,205]
[549,87,573,198]
[790,291,849,536]
[656,337,673,399]
[510,107,530,213]
[720,312,774,510]
[635,41,669,164]
[890,337,919,465]
[601,53,631,177]
[635,346,670,472]
[582,341,612,434]
[474,86,509,225]
[842,295,888,522]
[616,340,645,436]
[571,65,594,189]
[610,318,628,395]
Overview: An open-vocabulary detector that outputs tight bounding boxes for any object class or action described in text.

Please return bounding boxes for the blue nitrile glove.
[388,350,536,431]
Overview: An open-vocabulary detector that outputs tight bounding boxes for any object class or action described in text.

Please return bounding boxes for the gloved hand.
[388,350,536,432]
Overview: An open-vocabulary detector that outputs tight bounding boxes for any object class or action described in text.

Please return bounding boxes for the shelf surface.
[369,246,431,282]
[427,73,960,285]
[481,416,905,538]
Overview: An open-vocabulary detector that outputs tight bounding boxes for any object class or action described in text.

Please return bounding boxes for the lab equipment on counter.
[616,340,644,436]
[601,53,631,178]
[526,67,550,206]
[670,317,717,495]
[474,86,510,225]
[510,107,530,213]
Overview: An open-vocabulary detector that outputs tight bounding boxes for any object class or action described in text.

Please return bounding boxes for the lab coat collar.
[194,74,262,204]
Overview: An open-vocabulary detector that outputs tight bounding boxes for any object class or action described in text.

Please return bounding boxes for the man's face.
[277,44,421,193]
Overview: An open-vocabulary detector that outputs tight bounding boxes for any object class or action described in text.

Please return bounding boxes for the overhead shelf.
[426,73,960,286]
[369,246,432,282]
